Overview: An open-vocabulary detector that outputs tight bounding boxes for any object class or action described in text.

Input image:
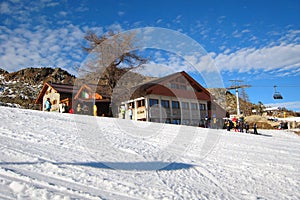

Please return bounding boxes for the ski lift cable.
[249,85,300,88]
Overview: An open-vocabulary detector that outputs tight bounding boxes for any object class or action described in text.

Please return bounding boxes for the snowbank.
[0,106,299,199]
[278,117,300,122]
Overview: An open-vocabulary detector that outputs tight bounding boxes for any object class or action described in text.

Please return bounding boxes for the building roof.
[35,82,75,104]
[129,71,211,100]
[35,82,111,104]
[47,82,75,94]
[74,84,106,100]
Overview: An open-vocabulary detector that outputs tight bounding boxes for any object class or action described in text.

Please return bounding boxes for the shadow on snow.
[0,161,194,171]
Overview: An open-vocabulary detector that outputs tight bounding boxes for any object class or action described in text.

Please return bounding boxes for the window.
[191,103,198,110]
[161,100,170,108]
[199,104,206,110]
[180,85,187,90]
[130,102,135,108]
[149,99,159,107]
[171,83,179,89]
[137,100,145,107]
[172,101,180,109]
[181,102,189,109]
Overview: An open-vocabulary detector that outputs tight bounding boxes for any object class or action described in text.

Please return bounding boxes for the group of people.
[44,98,98,116]
[76,103,98,116]
[120,106,133,120]
[225,117,258,134]
[45,98,72,113]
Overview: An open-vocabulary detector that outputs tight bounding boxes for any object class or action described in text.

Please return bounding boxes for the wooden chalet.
[35,82,74,112]
[120,71,226,127]
[36,82,111,116]
[73,84,111,116]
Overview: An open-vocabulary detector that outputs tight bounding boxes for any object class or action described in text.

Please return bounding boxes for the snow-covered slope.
[0,107,299,199]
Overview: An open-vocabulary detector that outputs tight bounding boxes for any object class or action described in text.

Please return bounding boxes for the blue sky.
[0,0,300,111]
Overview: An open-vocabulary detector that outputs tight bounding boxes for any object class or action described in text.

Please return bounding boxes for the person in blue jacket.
[45,98,52,112]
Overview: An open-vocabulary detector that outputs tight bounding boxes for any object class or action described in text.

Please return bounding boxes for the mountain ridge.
[0,67,76,108]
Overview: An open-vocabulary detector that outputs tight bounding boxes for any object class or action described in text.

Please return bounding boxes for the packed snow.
[0,106,299,199]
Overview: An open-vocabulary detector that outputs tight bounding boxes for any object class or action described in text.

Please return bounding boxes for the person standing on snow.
[245,122,250,133]
[253,123,258,134]
[45,98,52,112]
[226,120,231,131]
[120,106,126,119]
[93,104,97,116]
[128,106,133,120]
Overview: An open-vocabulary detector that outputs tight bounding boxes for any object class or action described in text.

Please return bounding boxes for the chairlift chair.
[273,85,283,99]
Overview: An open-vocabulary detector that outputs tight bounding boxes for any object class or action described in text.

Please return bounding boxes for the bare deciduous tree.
[240,88,252,116]
[82,31,147,94]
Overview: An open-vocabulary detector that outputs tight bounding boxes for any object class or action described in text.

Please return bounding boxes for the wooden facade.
[35,83,74,112]
[35,83,111,116]
[73,84,111,116]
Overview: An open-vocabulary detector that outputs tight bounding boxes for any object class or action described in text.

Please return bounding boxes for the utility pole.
[227,80,251,116]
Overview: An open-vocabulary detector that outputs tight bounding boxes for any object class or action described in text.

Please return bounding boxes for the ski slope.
[0,106,299,199]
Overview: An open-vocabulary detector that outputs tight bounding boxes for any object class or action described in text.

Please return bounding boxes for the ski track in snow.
[0,106,299,199]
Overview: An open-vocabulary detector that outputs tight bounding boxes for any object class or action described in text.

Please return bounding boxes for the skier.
[45,98,52,112]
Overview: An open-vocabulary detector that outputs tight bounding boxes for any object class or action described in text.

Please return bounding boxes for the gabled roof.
[130,71,211,100]
[74,84,103,100]
[35,82,75,104]
[48,82,75,93]
[35,82,111,104]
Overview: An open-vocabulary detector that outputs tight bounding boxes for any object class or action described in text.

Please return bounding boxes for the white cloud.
[0,2,10,14]
[173,15,182,24]
[118,11,125,16]
[106,23,123,32]
[0,24,86,72]
[217,16,226,24]
[156,19,163,24]
[214,43,300,75]
[265,102,300,112]
[59,11,68,17]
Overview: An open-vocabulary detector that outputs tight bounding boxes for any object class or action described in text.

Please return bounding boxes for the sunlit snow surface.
[0,107,299,199]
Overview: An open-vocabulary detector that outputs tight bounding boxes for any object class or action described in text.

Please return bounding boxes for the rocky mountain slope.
[207,88,254,116]
[0,67,76,109]
[0,67,155,109]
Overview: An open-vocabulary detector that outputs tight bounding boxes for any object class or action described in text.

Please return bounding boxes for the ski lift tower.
[227,80,251,116]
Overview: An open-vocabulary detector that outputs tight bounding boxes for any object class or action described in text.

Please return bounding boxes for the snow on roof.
[264,107,280,111]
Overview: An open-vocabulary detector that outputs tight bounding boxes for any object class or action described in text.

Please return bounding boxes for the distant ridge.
[0,68,9,75]
[0,67,155,109]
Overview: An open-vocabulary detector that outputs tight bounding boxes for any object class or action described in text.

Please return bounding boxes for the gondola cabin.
[273,85,283,99]
[273,92,283,99]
